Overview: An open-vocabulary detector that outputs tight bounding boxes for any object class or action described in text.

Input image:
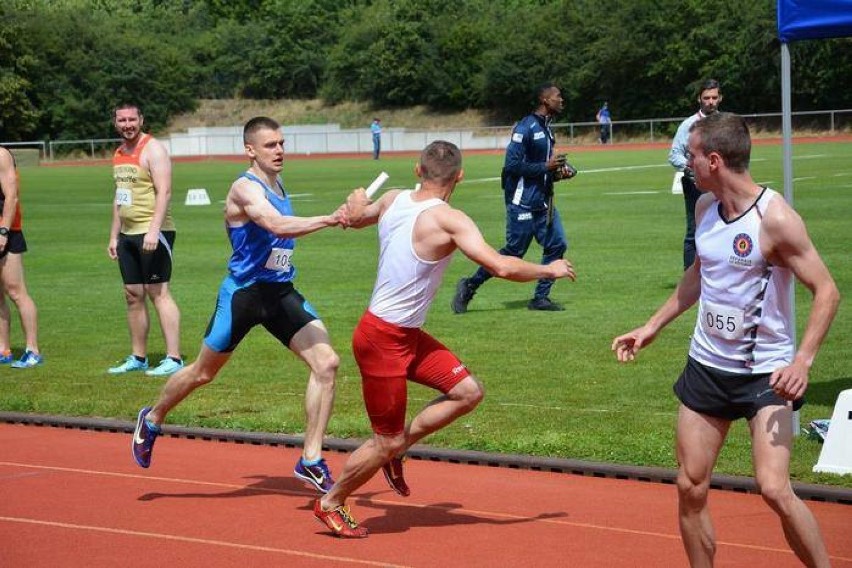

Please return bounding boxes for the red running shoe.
[382,456,411,497]
[314,499,368,538]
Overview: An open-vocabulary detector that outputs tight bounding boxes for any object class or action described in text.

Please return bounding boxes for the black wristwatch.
[0,227,9,237]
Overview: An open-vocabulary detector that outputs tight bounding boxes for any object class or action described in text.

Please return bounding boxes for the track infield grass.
[2,140,850,487]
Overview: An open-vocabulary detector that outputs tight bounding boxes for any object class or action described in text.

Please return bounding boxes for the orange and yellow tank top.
[113,134,175,235]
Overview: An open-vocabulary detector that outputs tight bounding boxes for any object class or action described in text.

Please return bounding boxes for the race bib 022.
[115,187,132,206]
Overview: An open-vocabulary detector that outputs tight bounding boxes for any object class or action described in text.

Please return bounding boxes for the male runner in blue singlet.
[131,117,347,494]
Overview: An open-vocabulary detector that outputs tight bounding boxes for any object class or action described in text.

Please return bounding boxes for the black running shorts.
[0,230,27,259]
[117,231,176,285]
[674,356,803,421]
[203,277,319,353]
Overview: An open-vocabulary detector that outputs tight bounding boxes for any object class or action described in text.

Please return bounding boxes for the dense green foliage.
[1,0,851,140]
[0,143,850,486]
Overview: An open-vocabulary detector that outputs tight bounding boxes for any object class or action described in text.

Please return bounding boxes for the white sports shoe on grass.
[108,355,148,374]
[145,358,184,377]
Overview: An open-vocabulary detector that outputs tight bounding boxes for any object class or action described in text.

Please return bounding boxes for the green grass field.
[2,141,850,486]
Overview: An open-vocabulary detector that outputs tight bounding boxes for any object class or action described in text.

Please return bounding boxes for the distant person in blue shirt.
[452,82,576,313]
[669,79,722,270]
[370,118,382,160]
[596,102,612,144]
[131,117,349,497]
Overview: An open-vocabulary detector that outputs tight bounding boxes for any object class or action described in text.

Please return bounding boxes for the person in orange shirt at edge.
[0,145,42,368]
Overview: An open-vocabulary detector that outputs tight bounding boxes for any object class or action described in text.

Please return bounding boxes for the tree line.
[1,0,850,141]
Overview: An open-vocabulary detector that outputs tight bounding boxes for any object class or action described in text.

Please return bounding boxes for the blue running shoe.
[11,350,43,369]
[109,355,148,374]
[145,357,184,377]
[294,457,334,493]
[132,406,161,468]
[0,351,13,364]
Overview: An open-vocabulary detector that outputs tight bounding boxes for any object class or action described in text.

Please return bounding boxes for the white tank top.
[369,191,452,328]
[689,187,794,373]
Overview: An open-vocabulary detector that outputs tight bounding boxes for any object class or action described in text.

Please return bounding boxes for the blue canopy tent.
[777,0,852,42]
[775,0,852,435]
[777,0,852,205]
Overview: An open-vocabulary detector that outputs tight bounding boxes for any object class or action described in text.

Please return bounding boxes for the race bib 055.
[700,300,744,340]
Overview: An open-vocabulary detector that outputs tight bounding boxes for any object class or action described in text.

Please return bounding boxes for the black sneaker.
[451,277,476,314]
[528,297,564,311]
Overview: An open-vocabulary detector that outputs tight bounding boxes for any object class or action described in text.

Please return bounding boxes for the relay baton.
[365,172,390,199]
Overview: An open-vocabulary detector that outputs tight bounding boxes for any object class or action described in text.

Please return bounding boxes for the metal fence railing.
[47,138,121,161]
[0,141,47,166]
[554,108,852,146]
[4,109,850,163]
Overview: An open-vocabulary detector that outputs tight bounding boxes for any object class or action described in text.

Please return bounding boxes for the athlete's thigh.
[352,314,411,436]
[676,403,730,483]
[0,252,25,291]
[260,284,319,350]
[144,281,173,301]
[203,278,262,353]
[410,330,469,393]
[140,231,175,284]
[289,319,335,369]
[192,343,233,379]
[749,404,793,485]
[117,234,144,284]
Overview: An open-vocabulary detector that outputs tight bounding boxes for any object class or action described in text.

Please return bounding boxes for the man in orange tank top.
[107,104,183,377]
[0,146,42,368]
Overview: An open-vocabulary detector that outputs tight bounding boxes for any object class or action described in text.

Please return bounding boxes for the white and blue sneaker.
[108,355,149,374]
[145,357,184,377]
[10,350,43,369]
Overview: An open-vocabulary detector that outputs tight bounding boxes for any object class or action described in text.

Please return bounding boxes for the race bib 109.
[264,247,293,272]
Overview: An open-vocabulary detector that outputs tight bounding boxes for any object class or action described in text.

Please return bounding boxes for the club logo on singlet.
[729,233,754,267]
[732,233,753,257]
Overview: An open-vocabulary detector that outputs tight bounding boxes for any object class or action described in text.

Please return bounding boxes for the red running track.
[1,423,850,567]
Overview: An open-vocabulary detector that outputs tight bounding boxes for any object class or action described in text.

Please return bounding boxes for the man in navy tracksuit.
[452,83,573,313]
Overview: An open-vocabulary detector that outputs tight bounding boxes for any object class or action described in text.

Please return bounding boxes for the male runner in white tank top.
[313,140,576,537]
[612,113,838,567]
